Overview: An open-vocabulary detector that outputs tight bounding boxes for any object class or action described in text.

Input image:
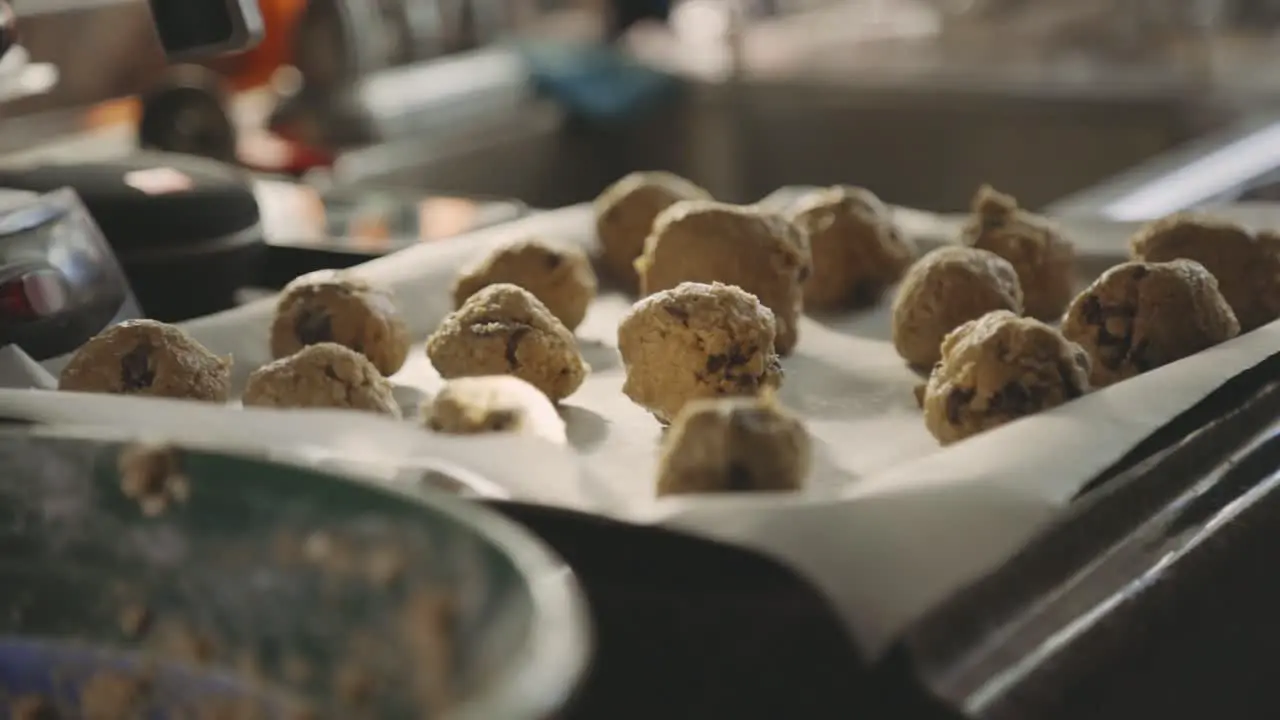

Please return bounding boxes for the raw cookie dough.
[453,237,598,331]
[270,269,410,376]
[617,281,783,424]
[58,319,231,402]
[657,393,811,496]
[960,185,1076,321]
[922,310,1091,445]
[594,171,712,292]
[636,201,810,355]
[426,283,588,402]
[786,185,917,311]
[1129,213,1280,332]
[242,342,401,417]
[423,375,567,445]
[891,246,1024,368]
[1061,259,1239,387]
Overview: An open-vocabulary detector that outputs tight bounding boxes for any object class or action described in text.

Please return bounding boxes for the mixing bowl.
[0,426,590,719]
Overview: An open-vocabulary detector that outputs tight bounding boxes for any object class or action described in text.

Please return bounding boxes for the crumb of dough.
[594,171,712,292]
[270,269,410,376]
[117,443,190,517]
[422,375,567,444]
[891,246,1024,368]
[1129,213,1280,332]
[636,200,811,355]
[618,281,783,424]
[453,237,598,331]
[58,320,231,402]
[922,310,1091,445]
[427,284,589,403]
[657,393,811,496]
[960,185,1076,321]
[1061,259,1239,387]
[786,185,917,311]
[243,342,402,417]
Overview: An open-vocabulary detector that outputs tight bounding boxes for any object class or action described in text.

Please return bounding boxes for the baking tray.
[869,346,1280,718]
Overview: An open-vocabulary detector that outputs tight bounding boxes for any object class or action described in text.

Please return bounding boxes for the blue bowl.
[0,428,590,719]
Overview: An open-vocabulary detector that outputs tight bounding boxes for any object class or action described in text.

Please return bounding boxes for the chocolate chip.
[988,382,1035,414]
[797,264,812,283]
[295,306,334,346]
[323,365,340,381]
[1131,265,1148,280]
[120,344,155,391]
[726,462,754,491]
[664,305,690,324]
[1058,360,1087,399]
[544,253,563,269]
[1081,295,1105,325]
[705,354,729,373]
[946,388,975,424]
[505,327,530,367]
[486,410,520,432]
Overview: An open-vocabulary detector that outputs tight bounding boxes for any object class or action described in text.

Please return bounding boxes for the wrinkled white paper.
[7,200,1280,660]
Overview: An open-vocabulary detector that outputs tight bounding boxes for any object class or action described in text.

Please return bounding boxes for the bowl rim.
[3,423,594,720]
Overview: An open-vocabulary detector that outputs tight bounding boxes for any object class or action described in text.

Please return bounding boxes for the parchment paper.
[11,199,1280,660]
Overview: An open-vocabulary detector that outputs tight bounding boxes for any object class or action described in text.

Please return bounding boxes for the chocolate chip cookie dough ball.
[891,246,1024,368]
[960,185,1075,321]
[423,375,567,445]
[270,270,410,376]
[922,311,1091,445]
[427,284,588,402]
[657,393,811,496]
[618,281,783,424]
[594,171,712,292]
[243,342,401,416]
[1061,260,1239,387]
[786,185,917,311]
[58,320,231,402]
[637,201,810,355]
[1129,214,1280,332]
[453,238,597,332]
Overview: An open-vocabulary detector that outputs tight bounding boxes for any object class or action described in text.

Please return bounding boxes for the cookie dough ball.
[786,185,917,311]
[1061,260,1239,387]
[922,311,1091,445]
[427,284,588,402]
[423,375,567,445]
[618,281,783,424]
[595,171,712,292]
[58,320,231,402]
[243,342,401,416]
[1129,213,1280,332]
[960,185,1075,321]
[270,270,410,376]
[453,238,597,332]
[891,246,1024,368]
[657,394,811,496]
[637,201,810,355]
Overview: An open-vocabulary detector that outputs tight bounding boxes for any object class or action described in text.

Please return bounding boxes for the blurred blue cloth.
[520,42,680,124]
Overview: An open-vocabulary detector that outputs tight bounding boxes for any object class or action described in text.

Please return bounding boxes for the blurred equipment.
[145,0,266,61]
[0,190,141,362]
[0,153,265,323]
[138,65,239,164]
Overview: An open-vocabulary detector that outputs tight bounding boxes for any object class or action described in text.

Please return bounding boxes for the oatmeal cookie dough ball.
[270,270,410,376]
[618,281,783,424]
[922,311,1091,445]
[1061,260,1239,387]
[960,185,1075,321]
[243,342,401,416]
[1129,213,1280,332]
[657,393,811,496]
[637,201,810,355]
[595,171,712,292]
[786,185,917,311]
[427,284,588,402]
[891,246,1024,368]
[58,320,231,402]
[453,237,597,332]
[423,375,567,445]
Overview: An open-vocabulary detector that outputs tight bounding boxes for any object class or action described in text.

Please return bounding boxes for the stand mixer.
[0,0,265,358]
